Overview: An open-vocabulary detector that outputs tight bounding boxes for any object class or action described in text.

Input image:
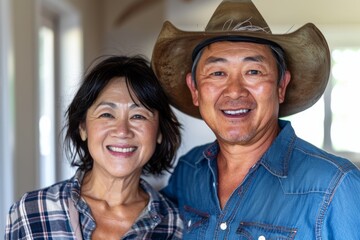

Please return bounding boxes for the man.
[152,0,360,239]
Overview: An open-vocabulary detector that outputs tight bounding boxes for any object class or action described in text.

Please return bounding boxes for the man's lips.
[222,108,251,116]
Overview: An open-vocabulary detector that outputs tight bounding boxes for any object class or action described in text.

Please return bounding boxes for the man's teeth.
[108,146,136,153]
[224,109,249,115]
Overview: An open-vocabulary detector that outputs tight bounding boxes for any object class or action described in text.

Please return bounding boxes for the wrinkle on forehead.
[201,42,273,65]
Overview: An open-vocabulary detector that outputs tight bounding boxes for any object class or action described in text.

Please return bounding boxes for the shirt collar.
[260,120,296,178]
[201,120,296,178]
[139,179,163,223]
[68,168,85,204]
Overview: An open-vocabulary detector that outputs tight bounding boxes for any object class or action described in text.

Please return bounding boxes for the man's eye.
[211,71,225,76]
[247,69,261,75]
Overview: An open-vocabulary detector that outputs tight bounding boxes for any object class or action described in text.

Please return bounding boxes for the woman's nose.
[112,118,133,138]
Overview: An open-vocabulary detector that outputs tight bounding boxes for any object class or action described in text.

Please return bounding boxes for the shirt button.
[187,220,192,227]
[220,222,227,230]
[258,236,266,240]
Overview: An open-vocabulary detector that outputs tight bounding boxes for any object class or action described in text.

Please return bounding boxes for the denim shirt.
[162,120,360,239]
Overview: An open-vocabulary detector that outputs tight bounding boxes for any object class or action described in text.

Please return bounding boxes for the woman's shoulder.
[9,179,71,215]
[5,179,76,239]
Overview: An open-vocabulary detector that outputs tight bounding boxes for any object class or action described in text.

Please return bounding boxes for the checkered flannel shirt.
[5,169,183,239]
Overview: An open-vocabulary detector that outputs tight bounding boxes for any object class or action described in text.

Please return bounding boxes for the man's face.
[186,41,290,146]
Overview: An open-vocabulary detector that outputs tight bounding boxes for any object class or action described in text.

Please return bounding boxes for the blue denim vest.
[162,120,360,239]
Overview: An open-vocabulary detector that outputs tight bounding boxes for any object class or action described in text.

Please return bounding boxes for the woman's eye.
[131,114,146,120]
[99,113,113,118]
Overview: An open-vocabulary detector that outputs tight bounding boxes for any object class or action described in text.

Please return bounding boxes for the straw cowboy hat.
[151,0,330,118]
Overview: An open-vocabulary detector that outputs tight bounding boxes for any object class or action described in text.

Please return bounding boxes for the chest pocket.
[236,222,297,240]
[183,205,209,234]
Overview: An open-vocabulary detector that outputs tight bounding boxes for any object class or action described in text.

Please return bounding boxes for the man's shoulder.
[179,142,213,165]
[285,138,360,192]
[293,137,358,174]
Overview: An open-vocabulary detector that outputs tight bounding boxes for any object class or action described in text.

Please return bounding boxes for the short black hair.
[63,55,181,175]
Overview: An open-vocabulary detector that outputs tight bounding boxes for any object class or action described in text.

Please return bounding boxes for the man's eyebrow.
[204,55,265,65]
[204,56,228,65]
[243,55,265,62]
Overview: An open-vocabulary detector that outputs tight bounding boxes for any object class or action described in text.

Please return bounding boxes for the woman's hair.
[63,55,181,175]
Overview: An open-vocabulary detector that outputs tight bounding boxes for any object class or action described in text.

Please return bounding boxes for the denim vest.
[162,120,360,239]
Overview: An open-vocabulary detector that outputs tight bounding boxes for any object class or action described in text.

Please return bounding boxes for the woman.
[5,55,183,239]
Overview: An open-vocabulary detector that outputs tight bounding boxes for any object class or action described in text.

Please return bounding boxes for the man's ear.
[79,123,87,141]
[186,73,199,106]
[278,71,291,104]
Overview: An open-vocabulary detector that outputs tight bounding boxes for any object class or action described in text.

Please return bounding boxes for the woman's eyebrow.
[94,101,117,109]
[93,101,144,111]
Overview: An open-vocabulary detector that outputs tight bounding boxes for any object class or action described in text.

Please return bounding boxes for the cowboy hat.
[151,0,330,118]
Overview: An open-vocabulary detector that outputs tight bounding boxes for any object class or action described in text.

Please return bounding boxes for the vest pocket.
[236,221,297,240]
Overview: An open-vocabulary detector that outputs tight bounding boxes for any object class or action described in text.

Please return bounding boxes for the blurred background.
[1,0,360,234]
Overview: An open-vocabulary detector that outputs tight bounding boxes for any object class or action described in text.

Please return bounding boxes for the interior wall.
[6,0,360,212]
[101,0,166,58]
[12,0,39,200]
[98,0,360,188]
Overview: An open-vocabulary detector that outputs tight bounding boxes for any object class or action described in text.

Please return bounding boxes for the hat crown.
[152,0,330,118]
[205,0,271,34]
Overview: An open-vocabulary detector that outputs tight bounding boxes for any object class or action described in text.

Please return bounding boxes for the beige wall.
[12,0,39,200]
[8,0,360,202]
[10,0,167,199]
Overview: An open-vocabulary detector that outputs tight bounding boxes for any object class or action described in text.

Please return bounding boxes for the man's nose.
[223,75,249,98]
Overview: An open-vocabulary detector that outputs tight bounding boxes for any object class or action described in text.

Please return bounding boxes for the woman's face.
[79,77,161,179]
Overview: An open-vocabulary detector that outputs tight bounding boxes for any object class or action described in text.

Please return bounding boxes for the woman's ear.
[157,132,163,144]
[79,124,87,141]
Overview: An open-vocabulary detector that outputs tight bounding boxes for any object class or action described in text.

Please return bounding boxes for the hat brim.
[152,21,330,118]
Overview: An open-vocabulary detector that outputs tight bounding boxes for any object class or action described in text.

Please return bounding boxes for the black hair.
[63,55,181,175]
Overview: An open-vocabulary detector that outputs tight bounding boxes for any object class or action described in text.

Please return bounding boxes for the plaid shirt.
[5,169,183,239]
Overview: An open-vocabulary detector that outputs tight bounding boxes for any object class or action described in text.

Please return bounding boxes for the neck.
[217,123,280,173]
[81,169,145,207]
